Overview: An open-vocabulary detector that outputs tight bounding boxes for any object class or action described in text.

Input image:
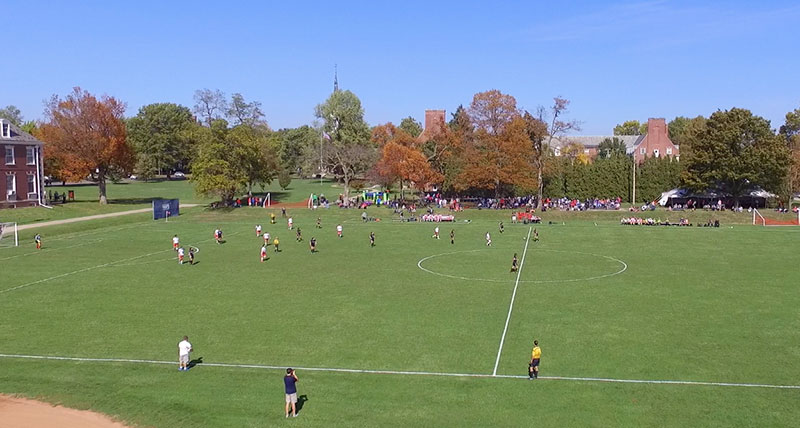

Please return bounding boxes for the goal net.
[0,222,19,247]
[753,208,800,226]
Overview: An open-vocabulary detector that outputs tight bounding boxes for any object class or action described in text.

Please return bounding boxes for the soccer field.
[1,207,799,427]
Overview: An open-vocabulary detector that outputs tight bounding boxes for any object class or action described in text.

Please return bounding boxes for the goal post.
[753,208,766,226]
[0,222,19,247]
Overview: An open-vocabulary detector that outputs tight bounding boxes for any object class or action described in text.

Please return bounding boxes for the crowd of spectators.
[542,197,622,211]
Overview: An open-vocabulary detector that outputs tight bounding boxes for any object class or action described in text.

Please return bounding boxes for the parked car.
[129,175,138,180]
[173,171,186,179]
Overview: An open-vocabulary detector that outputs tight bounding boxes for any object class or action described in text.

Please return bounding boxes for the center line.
[492,226,532,376]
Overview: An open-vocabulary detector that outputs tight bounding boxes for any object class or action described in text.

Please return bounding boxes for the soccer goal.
[753,208,800,226]
[0,222,19,247]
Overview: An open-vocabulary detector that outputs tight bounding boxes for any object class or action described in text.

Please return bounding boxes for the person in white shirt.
[178,336,192,371]
[486,232,492,246]
[288,217,293,230]
[177,247,185,265]
[256,224,262,236]
[433,226,440,239]
[336,224,343,238]
[172,235,179,251]
[264,232,271,245]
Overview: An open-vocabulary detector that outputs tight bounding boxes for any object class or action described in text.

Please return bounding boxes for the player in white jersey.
[172,235,179,251]
[336,224,343,238]
[486,232,492,246]
[178,247,185,264]
[256,224,262,236]
[433,226,440,239]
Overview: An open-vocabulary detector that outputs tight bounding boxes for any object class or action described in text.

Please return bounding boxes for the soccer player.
[450,229,455,245]
[288,217,293,230]
[486,232,492,246]
[529,340,541,379]
[316,217,322,229]
[362,211,368,222]
[336,224,343,238]
[177,247,185,265]
[256,224,262,236]
[270,212,276,224]
[178,336,192,371]
[309,237,317,253]
[281,207,287,218]
[188,247,195,265]
[433,226,440,239]
[264,231,271,246]
[34,234,42,250]
[296,228,303,242]
[214,229,223,244]
[369,231,375,247]
[499,222,505,234]
[510,253,518,272]
[533,228,539,242]
[261,244,269,262]
[273,236,280,252]
[172,234,179,251]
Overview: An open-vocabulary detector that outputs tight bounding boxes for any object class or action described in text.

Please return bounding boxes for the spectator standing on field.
[178,336,192,371]
[284,368,299,417]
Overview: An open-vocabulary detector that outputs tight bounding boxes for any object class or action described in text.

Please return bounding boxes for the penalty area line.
[0,353,797,390]
[492,226,532,376]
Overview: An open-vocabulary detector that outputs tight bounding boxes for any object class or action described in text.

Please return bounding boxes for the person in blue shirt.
[284,368,299,418]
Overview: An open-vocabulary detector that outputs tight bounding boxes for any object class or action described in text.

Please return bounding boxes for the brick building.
[1,119,45,209]
[417,109,446,143]
[551,118,679,163]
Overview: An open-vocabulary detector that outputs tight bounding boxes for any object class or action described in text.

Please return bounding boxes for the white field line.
[0,234,234,295]
[0,239,103,261]
[0,353,797,390]
[492,226,532,376]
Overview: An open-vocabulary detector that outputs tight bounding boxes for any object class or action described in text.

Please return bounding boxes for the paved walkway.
[18,204,200,231]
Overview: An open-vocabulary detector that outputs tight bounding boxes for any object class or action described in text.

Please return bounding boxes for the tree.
[667,116,695,147]
[399,116,423,138]
[228,93,266,127]
[229,124,279,194]
[190,119,244,204]
[540,97,581,207]
[681,108,791,205]
[127,103,194,179]
[20,121,37,135]
[458,92,535,197]
[0,105,23,125]
[278,168,292,190]
[278,125,319,175]
[780,108,800,200]
[373,123,441,199]
[523,110,548,200]
[597,137,628,159]
[193,89,228,125]
[38,87,133,204]
[314,90,374,200]
[614,120,647,135]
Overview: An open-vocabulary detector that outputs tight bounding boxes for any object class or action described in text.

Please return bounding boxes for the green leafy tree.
[667,116,696,147]
[278,168,292,190]
[614,120,647,135]
[399,116,423,138]
[597,137,628,159]
[20,121,37,135]
[278,125,319,175]
[0,105,23,125]
[681,108,791,205]
[779,108,800,200]
[636,156,681,203]
[314,90,374,199]
[227,124,279,194]
[127,103,194,179]
[228,93,266,127]
[193,89,228,125]
[190,119,244,204]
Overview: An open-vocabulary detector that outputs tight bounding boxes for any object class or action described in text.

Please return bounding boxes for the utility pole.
[631,155,636,207]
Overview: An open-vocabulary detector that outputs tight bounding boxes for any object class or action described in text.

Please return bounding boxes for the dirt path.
[0,395,130,428]
[18,204,200,231]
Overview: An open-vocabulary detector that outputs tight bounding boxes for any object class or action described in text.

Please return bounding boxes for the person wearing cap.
[284,368,299,417]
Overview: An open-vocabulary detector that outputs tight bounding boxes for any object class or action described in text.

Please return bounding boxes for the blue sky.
[3,0,799,134]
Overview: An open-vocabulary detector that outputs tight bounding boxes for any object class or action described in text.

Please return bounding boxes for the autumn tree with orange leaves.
[38,87,133,204]
[373,123,442,199]
[456,90,536,197]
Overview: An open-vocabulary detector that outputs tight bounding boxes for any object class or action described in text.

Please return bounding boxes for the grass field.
[2,200,800,426]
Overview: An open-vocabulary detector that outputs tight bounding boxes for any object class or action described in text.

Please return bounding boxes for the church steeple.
[333,64,339,92]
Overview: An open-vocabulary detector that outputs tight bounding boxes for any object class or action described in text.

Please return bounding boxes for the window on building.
[26,146,35,165]
[27,174,35,194]
[6,173,16,197]
[666,147,673,155]
[4,146,14,165]
[654,149,660,158]
[639,147,645,155]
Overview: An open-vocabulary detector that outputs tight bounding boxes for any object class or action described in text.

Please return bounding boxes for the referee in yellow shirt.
[529,340,541,380]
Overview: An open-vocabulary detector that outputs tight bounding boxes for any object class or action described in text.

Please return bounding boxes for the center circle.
[417,249,627,284]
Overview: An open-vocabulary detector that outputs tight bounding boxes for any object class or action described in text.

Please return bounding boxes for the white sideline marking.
[492,226,532,376]
[0,353,797,390]
[0,239,103,261]
[0,234,234,295]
